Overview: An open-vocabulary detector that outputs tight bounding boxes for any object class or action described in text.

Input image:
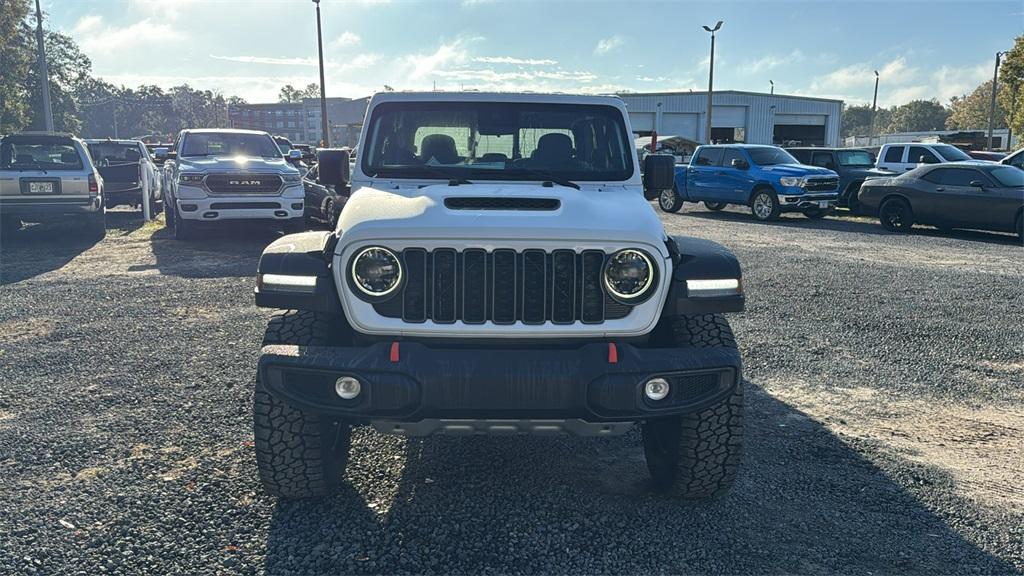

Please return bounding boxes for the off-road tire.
[173,207,194,240]
[704,201,726,211]
[642,314,743,499]
[750,189,781,221]
[879,197,913,232]
[658,186,684,213]
[163,196,175,225]
[85,209,106,240]
[253,310,352,498]
[1016,212,1023,243]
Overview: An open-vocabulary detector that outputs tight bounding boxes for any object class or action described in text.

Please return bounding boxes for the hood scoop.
[444,197,560,211]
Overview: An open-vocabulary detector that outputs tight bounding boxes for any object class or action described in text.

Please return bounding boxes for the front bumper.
[258,340,742,424]
[177,196,303,221]
[776,191,838,211]
[0,195,102,216]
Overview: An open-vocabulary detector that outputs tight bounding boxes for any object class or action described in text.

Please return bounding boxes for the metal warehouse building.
[617,90,843,148]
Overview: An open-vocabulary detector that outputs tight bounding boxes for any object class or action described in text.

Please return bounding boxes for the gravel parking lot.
[1,207,1022,575]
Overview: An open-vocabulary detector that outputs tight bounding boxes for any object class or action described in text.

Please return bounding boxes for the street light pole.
[702,20,723,144]
[869,70,879,145]
[313,0,330,147]
[983,50,1007,150]
[769,80,774,95]
[34,0,54,131]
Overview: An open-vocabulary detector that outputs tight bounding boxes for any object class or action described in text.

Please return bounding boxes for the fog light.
[644,378,670,401]
[335,376,361,400]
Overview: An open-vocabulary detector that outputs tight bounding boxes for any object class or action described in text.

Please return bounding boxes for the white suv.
[163,129,305,240]
[876,142,986,173]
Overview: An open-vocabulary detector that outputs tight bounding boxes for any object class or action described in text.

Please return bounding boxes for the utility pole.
[702,21,723,144]
[769,80,774,95]
[987,51,1003,150]
[869,70,879,145]
[34,0,54,131]
[313,0,330,147]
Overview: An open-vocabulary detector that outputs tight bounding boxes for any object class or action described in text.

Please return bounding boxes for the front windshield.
[837,150,874,167]
[361,101,633,181]
[934,144,971,162]
[88,143,142,165]
[747,146,799,166]
[990,166,1024,187]
[181,132,281,158]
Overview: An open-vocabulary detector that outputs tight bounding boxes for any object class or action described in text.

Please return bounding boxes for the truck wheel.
[85,208,106,240]
[704,201,726,211]
[253,310,352,498]
[750,190,780,221]
[173,208,194,240]
[658,186,684,213]
[1015,212,1023,243]
[163,198,175,225]
[801,207,829,219]
[879,197,913,232]
[845,182,863,214]
[642,314,743,499]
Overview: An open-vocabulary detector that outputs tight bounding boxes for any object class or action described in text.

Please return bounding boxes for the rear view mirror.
[730,158,749,170]
[643,154,675,191]
[287,149,303,161]
[317,148,351,187]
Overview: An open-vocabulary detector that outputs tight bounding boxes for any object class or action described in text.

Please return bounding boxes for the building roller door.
[629,112,655,134]
[660,113,699,140]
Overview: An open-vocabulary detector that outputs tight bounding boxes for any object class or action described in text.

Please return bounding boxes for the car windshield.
[837,150,874,166]
[361,101,634,182]
[0,138,83,171]
[181,132,281,158]
[989,166,1024,187]
[88,143,142,165]
[747,147,799,166]
[933,144,971,162]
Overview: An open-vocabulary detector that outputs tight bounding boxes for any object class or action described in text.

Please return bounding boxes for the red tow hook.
[390,341,400,363]
[607,343,618,364]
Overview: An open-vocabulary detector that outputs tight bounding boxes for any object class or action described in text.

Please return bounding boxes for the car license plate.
[28,182,54,194]
[818,201,828,209]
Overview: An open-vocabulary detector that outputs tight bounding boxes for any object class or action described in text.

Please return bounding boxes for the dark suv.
[787,147,888,213]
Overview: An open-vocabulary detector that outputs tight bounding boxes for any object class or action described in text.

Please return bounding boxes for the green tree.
[946,80,1006,130]
[279,83,320,102]
[0,0,32,133]
[24,28,93,133]
[998,34,1024,149]
[885,99,949,133]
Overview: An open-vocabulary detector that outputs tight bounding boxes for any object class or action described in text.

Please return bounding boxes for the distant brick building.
[228,96,370,146]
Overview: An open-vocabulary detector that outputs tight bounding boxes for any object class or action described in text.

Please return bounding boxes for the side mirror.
[154,147,168,159]
[288,149,303,161]
[317,148,351,187]
[730,158,749,170]
[919,155,938,164]
[969,180,985,188]
[643,154,675,191]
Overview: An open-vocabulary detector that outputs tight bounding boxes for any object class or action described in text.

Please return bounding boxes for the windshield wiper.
[370,165,472,185]
[511,168,580,190]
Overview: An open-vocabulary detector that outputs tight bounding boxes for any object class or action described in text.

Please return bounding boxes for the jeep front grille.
[204,174,282,195]
[805,177,839,192]
[372,248,631,325]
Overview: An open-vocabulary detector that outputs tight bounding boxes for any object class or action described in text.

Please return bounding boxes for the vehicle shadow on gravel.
[263,382,1015,575]
[147,220,282,279]
[678,207,1023,246]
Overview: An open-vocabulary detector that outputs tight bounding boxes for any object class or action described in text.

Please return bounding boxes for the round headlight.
[603,249,655,302]
[350,246,402,297]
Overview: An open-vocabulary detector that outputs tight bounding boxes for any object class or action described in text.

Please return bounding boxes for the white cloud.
[932,61,990,103]
[210,55,318,66]
[474,56,558,66]
[399,37,480,79]
[812,57,917,93]
[740,50,805,74]
[73,15,184,56]
[333,31,362,48]
[594,35,625,55]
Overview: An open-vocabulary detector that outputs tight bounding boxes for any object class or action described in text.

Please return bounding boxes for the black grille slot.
[372,248,635,325]
[209,202,280,210]
[444,197,561,211]
[805,178,839,192]
[205,174,282,194]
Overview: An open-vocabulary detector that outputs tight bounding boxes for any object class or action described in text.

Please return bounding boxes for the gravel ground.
[0,206,1021,575]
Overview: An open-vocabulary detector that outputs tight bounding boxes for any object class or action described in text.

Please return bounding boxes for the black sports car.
[857,162,1023,240]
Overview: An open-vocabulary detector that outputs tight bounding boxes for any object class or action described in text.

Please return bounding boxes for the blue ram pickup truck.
[659,144,840,221]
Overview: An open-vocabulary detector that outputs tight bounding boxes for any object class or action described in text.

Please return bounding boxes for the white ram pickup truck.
[250,92,747,500]
[163,129,305,239]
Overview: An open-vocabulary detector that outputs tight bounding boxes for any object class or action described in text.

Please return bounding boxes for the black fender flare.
[662,235,744,316]
[254,231,342,313]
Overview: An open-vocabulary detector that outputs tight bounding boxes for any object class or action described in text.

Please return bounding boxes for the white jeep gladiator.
[163,129,305,239]
[251,92,747,499]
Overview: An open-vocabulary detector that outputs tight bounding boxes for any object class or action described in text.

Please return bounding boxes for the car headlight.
[350,247,403,299]
[603,249,656,303]
[779,177,805,188]
[282,173,302,183]
[179,173,204,183]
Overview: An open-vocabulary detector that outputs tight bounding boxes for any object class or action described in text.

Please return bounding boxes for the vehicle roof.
[3,132,78,141]
[879,142,956,147]
[182,128,270,135]
[84,138,143,145]
[368,90,626,107]
[697,143,778,149]
[917,161,1005,172]
[786,147,869,152]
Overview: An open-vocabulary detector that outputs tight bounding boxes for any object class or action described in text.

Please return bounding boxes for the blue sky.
[48,0,1021,107]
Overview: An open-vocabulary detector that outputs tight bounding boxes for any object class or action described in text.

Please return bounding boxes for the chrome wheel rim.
[753,194,772,219]
[883,204,902,227]
[659,188,676,210]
